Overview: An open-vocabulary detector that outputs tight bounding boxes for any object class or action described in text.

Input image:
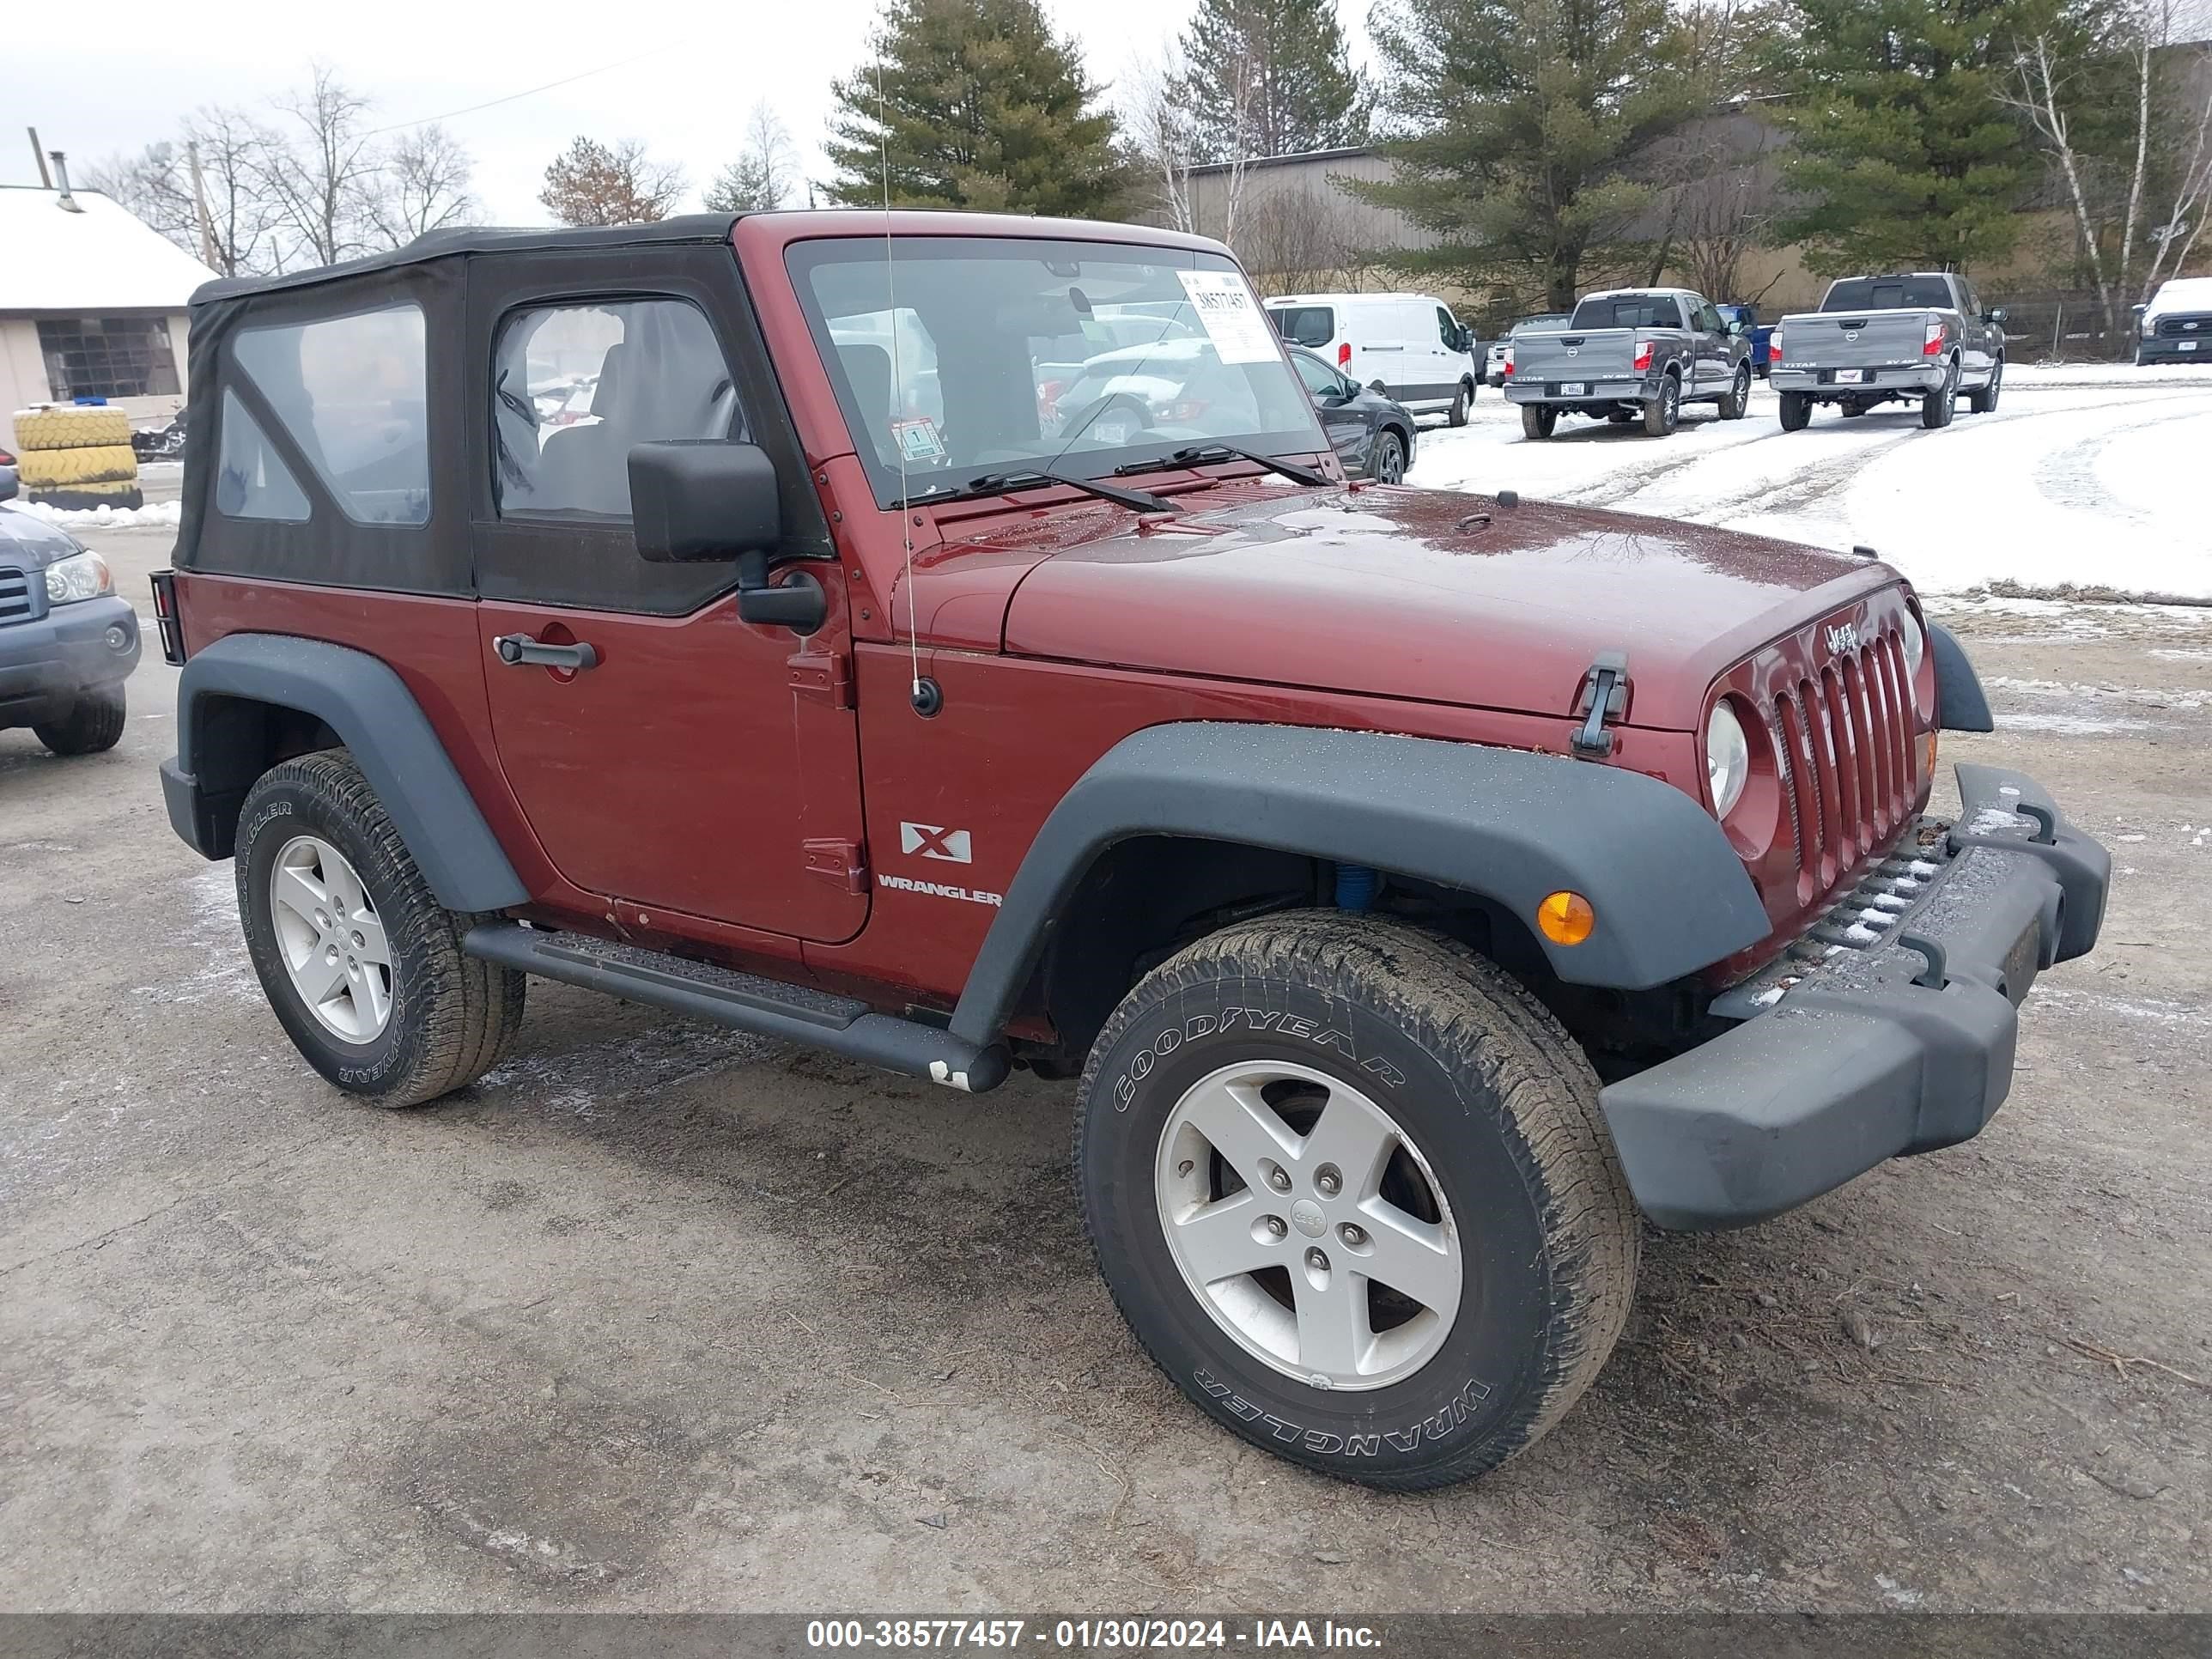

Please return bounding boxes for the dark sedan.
[1288,346,1417,483]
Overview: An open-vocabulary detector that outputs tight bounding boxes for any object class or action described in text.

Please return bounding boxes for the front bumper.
[1600,763,2110,1231]
[1771,364,1947,394]
[2137,338,2206,362]
[0,594,141,726]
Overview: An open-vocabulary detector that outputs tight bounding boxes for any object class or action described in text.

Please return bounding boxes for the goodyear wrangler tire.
[1075,912,1638,1491]
[12,406,134,450]
[235,750,526,1108]
[19,443,138,488]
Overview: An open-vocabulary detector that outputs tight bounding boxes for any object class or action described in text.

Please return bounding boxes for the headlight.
[1705,700,1749,817]
[1900,609,1932,715]
[45,550,112,606]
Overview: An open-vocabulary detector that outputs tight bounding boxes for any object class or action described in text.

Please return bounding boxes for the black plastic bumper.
[161,755,231,860]
[1600,763,2110,1231]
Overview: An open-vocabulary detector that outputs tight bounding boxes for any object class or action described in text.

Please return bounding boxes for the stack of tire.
[9,406,143,512]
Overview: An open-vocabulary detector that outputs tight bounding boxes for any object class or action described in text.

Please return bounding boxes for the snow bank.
[18,499,182,530]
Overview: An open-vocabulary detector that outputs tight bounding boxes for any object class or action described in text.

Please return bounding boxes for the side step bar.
[461,923,1011,1092]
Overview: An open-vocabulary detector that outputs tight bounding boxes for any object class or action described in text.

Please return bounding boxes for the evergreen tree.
[540,137,684,226]
[825,0,1120,215]
[1171,0,1372,161]
[1352,0,1705,309]
[1772,0,2040,275]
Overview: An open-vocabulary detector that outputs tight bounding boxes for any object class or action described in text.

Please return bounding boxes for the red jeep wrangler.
[155,213,2109,1490]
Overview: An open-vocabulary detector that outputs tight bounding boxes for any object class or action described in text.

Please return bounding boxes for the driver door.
[1291,349,1369,471]
[466,248,866,943]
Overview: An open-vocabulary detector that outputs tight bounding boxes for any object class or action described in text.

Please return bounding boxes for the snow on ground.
[17,499,182,530]
[1406,368,2212,600]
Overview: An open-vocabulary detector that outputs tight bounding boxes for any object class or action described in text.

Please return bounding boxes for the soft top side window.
[233,303,429,526]
[492,298,742,522]
[215,388,310,522]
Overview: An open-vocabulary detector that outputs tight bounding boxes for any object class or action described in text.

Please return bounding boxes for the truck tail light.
[1923,322,1945,356]
[1632,339,1655,373]
[1502,346,1515,377]
[1769,329,1783,360]
[1337,341,1352,368]
[149,568,185,665]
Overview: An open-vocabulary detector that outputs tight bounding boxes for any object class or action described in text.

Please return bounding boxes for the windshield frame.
[784,233,1328,513]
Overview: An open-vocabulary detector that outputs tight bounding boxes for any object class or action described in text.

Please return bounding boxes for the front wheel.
[33,684,126,756]
[1076,913,1639,1491]
[235,750,526,1107]
[1642,374,1680,436]
[1520,404,1557,441]
[1968,358,2003,413]
[1369,428,1407,483]
[1778,391,1813,431]
[1718,363,1752,420]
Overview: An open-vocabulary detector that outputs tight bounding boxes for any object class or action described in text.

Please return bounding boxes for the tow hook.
[1571,652,1631,758]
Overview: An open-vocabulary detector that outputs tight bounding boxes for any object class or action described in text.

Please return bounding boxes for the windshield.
[1569,294,1684,330]
[788,236,1319,509]
[1821,276,1954,312]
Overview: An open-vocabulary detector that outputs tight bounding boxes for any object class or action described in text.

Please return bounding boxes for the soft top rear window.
[1269,306,1335,348]
[1820,276,1954,312]
[1569,294,1683,331]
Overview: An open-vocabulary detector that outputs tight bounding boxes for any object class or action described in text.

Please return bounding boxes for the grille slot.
[1768,628,1914,905]
[0,567,31,623]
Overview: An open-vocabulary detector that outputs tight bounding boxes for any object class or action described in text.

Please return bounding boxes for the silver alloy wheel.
[268,835,393,1044]
[1155,1060,1462,1391]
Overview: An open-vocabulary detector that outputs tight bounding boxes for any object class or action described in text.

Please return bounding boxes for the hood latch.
[1571,652,1630,758]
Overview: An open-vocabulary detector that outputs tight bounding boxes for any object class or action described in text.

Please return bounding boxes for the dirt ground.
[2,514,2207,1615]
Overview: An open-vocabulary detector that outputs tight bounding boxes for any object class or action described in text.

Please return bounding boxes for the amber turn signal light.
[1537,890,1595,945]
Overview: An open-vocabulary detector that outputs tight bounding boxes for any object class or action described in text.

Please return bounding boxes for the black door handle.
[493,634,599,671]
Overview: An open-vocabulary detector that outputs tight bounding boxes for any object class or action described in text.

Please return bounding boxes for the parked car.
[1265,291,1482,425]
[1485,314,1570,387]
[1716,304,1773,376]
[1505,288,1754,437]
[1287,345,1416,483]
[1769,273,2005,430]
[155,212,2105,1493]
[0,465,142,754]
[2134,276,2212,365]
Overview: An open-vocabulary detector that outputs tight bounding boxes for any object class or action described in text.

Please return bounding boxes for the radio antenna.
[873,55,922,708]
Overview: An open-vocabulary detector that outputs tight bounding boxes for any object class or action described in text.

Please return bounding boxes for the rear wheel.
[235,751,526,1107]
[1642,374,1680,436]
[1968,357,2003,413]
[33,684,125,756]
[1520,404,1558,441]
[1778,391,1813,431]
[1922,359,1959,428]
[1076,913,1638,1491]
[1369,429,1407,483]
[1718,363,1752,420]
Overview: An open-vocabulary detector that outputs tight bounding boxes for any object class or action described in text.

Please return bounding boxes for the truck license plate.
[2184,341,2199,351]
[1834,368,1864,384]
[1559,381,1586,396]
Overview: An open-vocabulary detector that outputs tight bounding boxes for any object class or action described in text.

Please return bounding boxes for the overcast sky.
[12,0,1372,226]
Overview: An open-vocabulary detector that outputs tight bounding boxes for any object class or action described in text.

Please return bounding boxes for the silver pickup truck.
[1505,288,1753,438]
[1770,272,2007,431]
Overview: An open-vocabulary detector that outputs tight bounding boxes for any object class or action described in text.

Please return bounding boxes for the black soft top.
[191,214,742,305]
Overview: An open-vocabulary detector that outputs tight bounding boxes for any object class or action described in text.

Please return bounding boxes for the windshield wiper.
[1113,444,1331,488]
[944,466,1176,514]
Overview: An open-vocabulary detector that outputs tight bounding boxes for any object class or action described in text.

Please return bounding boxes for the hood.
[998,485,1894,730]
[0,500,87,567]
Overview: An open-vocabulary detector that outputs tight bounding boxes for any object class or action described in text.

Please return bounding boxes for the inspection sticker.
[891,417,945,460]
[1176,269,1281,364]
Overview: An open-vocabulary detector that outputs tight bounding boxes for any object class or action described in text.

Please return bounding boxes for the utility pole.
[185,139,222,270]
[27,127,52,188]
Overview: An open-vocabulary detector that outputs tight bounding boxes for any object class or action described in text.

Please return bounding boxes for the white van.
[1264,293,1482,424]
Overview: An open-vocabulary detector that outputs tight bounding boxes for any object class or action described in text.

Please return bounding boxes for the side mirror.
[0,464,16,503]
[629,439,824,635]
[1988,307,2008,325]
[1726,319,1746,337]
[2131,302,2148,318]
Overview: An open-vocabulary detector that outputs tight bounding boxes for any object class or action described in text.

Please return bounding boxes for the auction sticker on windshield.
[1176,269,1280,364]
[892,417,945,461]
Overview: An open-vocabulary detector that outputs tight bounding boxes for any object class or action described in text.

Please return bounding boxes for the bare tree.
[80,143,198,252]
[1674,125,1784,301]
[704,101,797,213]
[255,64,382,266]
[540,137,686,227]
[365,124,477,248]
[1232,182,1370,291]
[184,106,286,276]
[2140,58,2212,297]
[1125,47,1199,234]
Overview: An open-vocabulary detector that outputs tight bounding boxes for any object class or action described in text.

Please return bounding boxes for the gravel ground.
[2,495,2208,1614]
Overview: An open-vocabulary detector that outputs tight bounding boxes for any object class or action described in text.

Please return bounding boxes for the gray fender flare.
[171,633,528,912]
[946,722,1769,1047]
[1929,623,1993,732]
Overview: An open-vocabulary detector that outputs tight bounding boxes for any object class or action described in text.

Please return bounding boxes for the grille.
[2155,315,2207,337]
[0,567,31,623]
[1768,628,1915,896]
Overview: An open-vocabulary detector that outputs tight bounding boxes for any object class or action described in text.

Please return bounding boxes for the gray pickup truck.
[1505,288,1753,438]
[1770,272,2007,431]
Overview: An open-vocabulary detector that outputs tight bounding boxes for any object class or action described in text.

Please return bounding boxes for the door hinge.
[1571,651,1630,758]
[804,837,868,893]
[788,649,854,708]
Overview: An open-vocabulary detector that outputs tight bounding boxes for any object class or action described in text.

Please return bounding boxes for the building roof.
[0,185,218,313]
